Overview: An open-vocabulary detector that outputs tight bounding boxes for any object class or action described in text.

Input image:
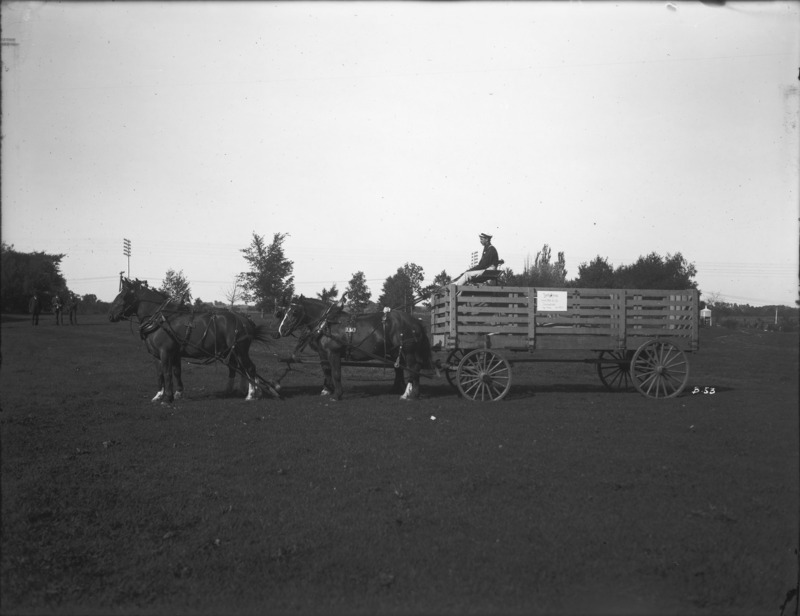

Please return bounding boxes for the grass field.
[1,313,798,615]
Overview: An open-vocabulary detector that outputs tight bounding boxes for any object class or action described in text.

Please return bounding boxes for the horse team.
[109,277,434,404]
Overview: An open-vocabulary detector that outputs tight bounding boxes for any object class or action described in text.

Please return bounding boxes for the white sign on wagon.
[538,290,568,312]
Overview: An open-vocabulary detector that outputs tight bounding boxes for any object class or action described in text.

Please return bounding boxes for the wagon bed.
[430,285,699,400]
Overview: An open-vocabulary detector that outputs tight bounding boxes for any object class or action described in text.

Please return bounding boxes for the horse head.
[276,296,308,337]
[108,278,161,322]
[109,278,139,321]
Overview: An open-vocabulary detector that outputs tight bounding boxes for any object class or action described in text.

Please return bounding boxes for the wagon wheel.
[456,349,512,401]
[630,340,690,399]
[596,350,634,392]
[444,349,468,390]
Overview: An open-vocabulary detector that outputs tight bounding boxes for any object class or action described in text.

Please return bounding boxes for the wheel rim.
[631,341,689,399]
[597,350,633,392]
[444,349,467,390]
[456,349,512,401]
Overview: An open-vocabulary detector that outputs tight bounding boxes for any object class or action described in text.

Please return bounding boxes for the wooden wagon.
[430,285,699,401]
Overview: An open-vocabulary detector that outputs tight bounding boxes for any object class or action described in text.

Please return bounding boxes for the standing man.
[66,294,79,325]
[52,295,63,325]
[28,294,41,326]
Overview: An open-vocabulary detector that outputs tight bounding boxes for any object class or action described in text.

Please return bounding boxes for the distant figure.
[66,295,78,325]
[52,296,63,325]
[28,294,41,326]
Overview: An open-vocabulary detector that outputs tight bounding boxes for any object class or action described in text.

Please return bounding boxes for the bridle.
[278,302,307,337]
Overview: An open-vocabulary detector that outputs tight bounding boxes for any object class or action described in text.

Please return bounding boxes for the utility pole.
[123,238,131,278]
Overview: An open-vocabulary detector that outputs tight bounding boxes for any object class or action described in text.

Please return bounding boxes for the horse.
[108,277,279,403]
[275,295,434,401]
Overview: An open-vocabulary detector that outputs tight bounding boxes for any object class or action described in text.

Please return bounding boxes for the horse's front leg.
[151,362,166,403]
[400,357,420,401]
[319,355,334,396]
[225,364,237,396]
[329,353,344,401]
[392,367,405,394]
[173,361,184,400]
[155,351,175,404]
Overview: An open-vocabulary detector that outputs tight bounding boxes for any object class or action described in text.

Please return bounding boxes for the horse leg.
[225,364,237,396]
[319,356,334,396]
[161,351,175,403]
[152,353,174,403]
[329,353,344,401]
[400,357,420,401]
[392,367,405,394]
[173,361,184,400]
[240,356,260,401]
[152,363,166,403]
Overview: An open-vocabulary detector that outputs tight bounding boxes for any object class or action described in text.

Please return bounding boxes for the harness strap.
[179,311,197,354]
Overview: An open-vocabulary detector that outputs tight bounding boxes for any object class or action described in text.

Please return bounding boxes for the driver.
[456,233,501,283]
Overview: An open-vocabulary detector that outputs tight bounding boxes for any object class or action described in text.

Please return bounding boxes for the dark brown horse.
[109,277,278,403]
[276,295,434,401]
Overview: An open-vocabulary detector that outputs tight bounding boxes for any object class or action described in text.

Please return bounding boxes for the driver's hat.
[479,233,492,240]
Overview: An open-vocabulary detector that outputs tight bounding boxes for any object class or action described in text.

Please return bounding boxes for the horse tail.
[251,323,273,345]
[227,312,273,346]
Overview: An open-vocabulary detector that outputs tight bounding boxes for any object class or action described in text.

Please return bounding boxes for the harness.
[114,278,281,397]
[289,303,410,370]
[142,308,246,367]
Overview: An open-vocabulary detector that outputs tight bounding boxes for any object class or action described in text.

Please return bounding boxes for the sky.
[2,1,798,306]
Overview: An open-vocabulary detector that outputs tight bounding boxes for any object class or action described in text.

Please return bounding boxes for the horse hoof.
[174,391,183,400]
[320,389,331,396]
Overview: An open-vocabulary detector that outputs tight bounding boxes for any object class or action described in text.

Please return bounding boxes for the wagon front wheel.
[456,349,512,401]
[630,340,689,399]
[597,350,634,392]
[444,349,467,390]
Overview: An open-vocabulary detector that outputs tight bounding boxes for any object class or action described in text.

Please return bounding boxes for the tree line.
[229,235,702,315]
[6,234,769,319]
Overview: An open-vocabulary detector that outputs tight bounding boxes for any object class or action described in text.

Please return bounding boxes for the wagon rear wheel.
[456,349,512,401]
[630,340,689,399]
[597,350,634,392]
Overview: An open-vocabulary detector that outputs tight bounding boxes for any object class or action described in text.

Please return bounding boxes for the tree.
[1,243,68,313]
[378,263,425,312]
[614,252,697,290]
[239,232,294,312]
[704,291,724,308]
[317,284,339,303]
[573,256,615,288]
[224,276,244,308]
[344,271,371,314]
[421,270,452,304]
[379,269,412,312]
[507,244,567,287]
[159,269,192,303]
[81,294,99,309]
